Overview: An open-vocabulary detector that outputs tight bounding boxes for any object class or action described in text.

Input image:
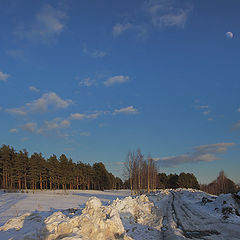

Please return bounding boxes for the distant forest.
[1,145,238,195]
[0,144,123,191]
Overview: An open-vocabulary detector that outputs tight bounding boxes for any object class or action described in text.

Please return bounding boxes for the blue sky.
[1,0,240,184]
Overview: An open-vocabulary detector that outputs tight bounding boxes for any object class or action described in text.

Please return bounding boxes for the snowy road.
[150,190,240,240]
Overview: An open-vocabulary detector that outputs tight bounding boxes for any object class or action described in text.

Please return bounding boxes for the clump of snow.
[0,213,31,231]
[0,212,45,239]
[69,196,131,240]
[43,211,73,240]
[112,195,155,225]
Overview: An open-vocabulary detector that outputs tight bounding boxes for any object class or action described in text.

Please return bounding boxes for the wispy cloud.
[29,86,40,92]
[21,122,37,133]
[16,4,66,43]
[71,106,138,119]
[0,71,10,81]
[80,132,91,137]
[113,23,134,36]
[70,112,101,120]
[237,108,240,112]
[145,0,191,28]
[9,128,18,133]
[113,0,192,37]
[114,106,138,115]
[113,23,147,38]
[21,118,70,136]
[79,78,96,87]
[6,92,72,115]
[6,108,27,116]
[194,103,213,118]
[104,75,129,86]
[203,110,211,115]
[6,49,25,61]
[83,45,107,58]
[195,105,210,109]
[154,143,235,167]
[38,118,70,134]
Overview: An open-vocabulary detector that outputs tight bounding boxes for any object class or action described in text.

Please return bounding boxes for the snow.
[0,189,240,239]
[0,189,130,227]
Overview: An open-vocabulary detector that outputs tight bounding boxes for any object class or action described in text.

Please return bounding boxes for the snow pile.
[69,196,131,240]
[0,213,45,239]
[206,193,240,220]
[0,195,157,240]
[0,213,31,231]
[112,195,155,225]
[43,212,74,240]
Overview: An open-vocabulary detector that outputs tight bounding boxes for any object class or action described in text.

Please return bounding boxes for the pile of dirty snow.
[0,195,158,240]
[201,192,240,221]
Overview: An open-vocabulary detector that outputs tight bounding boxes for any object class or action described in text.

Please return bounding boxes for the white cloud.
[113,0,192,37]
[154,143,235,167]
[0,71,10,81]
[6,108,27,116]
[6,92,72,115]
[113,23,134,36]
[70,112,101,120]
[80,132,91,137]
[196,105,210,109]
[145,0,191,28]
[203,110,211,115]
[29,86,40,92]
[9,128,18,133]
[237,108,240,112]
[16,4,66,42]
[21,122,37,133]
[113,23,147,38]
[114,106,138,115]
[154,10,189,28]
[37,118,70,134]
[208,117,213,121]
[79,78,95,87]
[104,75,129,86]
[83,45,107,58]
[21,118,70,135]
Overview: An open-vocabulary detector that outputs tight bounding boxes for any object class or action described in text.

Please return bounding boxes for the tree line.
[0,144,123,191]
[200,171,239,195]
[123,149,200,194]
[157,172,200,190]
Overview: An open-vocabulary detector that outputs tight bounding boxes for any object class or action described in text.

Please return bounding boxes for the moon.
[225,32,233,39]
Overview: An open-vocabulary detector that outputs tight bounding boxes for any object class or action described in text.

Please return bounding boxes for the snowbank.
[205,193,240,220]
[0,195,157,240]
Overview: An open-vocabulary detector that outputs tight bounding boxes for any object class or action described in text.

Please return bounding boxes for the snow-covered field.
[0,189,240,239]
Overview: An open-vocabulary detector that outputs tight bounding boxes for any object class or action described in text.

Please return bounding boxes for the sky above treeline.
[0,0,240,184]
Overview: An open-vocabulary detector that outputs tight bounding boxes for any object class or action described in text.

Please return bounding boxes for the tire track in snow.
[171,191,220,239]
